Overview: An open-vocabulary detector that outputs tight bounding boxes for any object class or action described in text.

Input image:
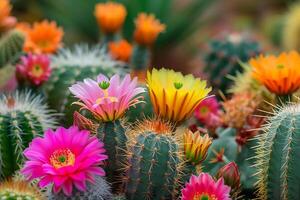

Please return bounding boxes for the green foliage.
[125,130,182,200]
[43,45,126,126]
[202,128,258,190]
[254,104,300,200]
[0,91,57,179]
[48,175,113,200]
[0,30,24,68]
[204,37,261,93]
[97,120,127,190]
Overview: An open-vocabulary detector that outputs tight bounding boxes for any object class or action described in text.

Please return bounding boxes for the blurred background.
[10,0,300,74]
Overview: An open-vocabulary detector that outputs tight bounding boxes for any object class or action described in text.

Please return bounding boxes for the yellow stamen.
[50,148,75,169]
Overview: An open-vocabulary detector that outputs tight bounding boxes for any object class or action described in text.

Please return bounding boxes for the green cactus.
[0,30,25,68]
[43,45,127,126]
[48,175,113,200]
[124,123,183,200]
[254,103,300,200]
[0,91,57,179]
[204,35,261,93]
[97,120,127,189]
[130,45,150,71]
[113,195,127,200]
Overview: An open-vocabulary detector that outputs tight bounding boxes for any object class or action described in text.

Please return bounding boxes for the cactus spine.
[0,30,24,68]
[0,91,57,179]
[48,175,113,200]
[124,121,183,200]
[97,120,127,189]
[254,104,300,200]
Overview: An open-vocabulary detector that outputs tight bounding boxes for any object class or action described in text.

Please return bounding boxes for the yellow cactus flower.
[147,68,211,123]
[184,129,212,165]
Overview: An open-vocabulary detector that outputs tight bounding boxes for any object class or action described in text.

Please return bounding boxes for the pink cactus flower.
[21,126,107,196]
[181,173,231,200]
[194,96,220,124]
[16,53,51,86]
[69,74,144,122]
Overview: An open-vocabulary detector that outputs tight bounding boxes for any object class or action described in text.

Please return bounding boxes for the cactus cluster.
[0,91,57,179]
[43,45,127,125]
[204,35,261,92]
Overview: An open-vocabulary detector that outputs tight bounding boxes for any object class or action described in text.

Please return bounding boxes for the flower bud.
[216,162,240,189]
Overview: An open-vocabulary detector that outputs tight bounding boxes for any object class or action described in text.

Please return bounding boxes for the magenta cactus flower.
[16,53,51,86]
[194,96,220,124]
[21,126,107,196]
[69,74,144,122]
[181,173,231,200]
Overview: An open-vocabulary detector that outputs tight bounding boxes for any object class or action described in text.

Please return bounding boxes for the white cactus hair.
[0,90,59,130]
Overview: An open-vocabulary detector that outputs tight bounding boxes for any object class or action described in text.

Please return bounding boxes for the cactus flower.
[16,53,51,86]
[0,0,16,32]
[194,96,220,124]
[73,111,98,133]
[147,68,211,123]
[184,129,212,165]
[23,20,64,54]
[94,2,127,34]
[250,51,300,95]
[70,74,144,122]
[108,39,132,62]
[181,173,231,200]
[216,162,241,190]
[21,126,107,196]
[134,13,166,46]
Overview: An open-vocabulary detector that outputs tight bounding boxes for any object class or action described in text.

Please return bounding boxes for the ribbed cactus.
[124,121,183,200]
[0,30,25,68]
[97,120,127,189]
[254,103,300,200]
[204,35,261,92]
[0,91,57,179]
[48,175,113,200]
[43,45,126,125]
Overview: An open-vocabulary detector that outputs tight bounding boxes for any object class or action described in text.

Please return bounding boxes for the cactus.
[130,45,150,71]
[43,45,127,125]
[48,175,113,200]
[254,103,300,200]
[0,30,25,68]
[97,120,127,189]
[0,91,58,179]
[124,120,183,200]
[113,195,127,200]
[204,35,261,93]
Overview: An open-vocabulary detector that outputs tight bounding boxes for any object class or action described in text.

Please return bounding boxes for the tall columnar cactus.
[43,45,126,125]
[0,91,57,179]
[124,120,183,200]
[204,35,261,92]
[48,176,113,200]
[0,30,25,68]
[254,103,300,200]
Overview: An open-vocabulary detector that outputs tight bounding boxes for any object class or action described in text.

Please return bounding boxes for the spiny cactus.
[124,120,183,200]
[48,175,113,200]
[254,103,300,200]
[43,45,127,125]
[97,120,127,189]
[204,35,261,93]
[0,30,25,68]
[113,195,127,200]
[0,91,57,179]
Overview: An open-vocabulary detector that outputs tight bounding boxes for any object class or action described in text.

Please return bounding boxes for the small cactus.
[0,91,57,179]
[130,45,150,72]
[43,45,126,125]
[0,30,25,68]
[254,103,300,200]
[48,175,113,200]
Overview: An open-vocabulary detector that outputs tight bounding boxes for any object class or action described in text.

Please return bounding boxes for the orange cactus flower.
[250,51,300,95]
[108,39,132,62]
[24,20,64,54]
[94,2,127,34]
[134,13,165,46]
[15,22,31,34]
[0,0,16,31]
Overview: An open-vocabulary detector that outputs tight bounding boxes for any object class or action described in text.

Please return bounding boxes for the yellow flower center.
[200,106,209,114]
[37,40,50,48]
[193,193,216,200]
[50,148,75,169]
[277,64,285,69]
[31,64,44,77]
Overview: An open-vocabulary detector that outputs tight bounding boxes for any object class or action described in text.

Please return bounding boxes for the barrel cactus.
[0,30,25,68]
[0,91,57,179]
[48,175,113,200]
[254,103,300,200]
[124,120,183,200]
[43,44,127,125]
[204,35,261,93]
